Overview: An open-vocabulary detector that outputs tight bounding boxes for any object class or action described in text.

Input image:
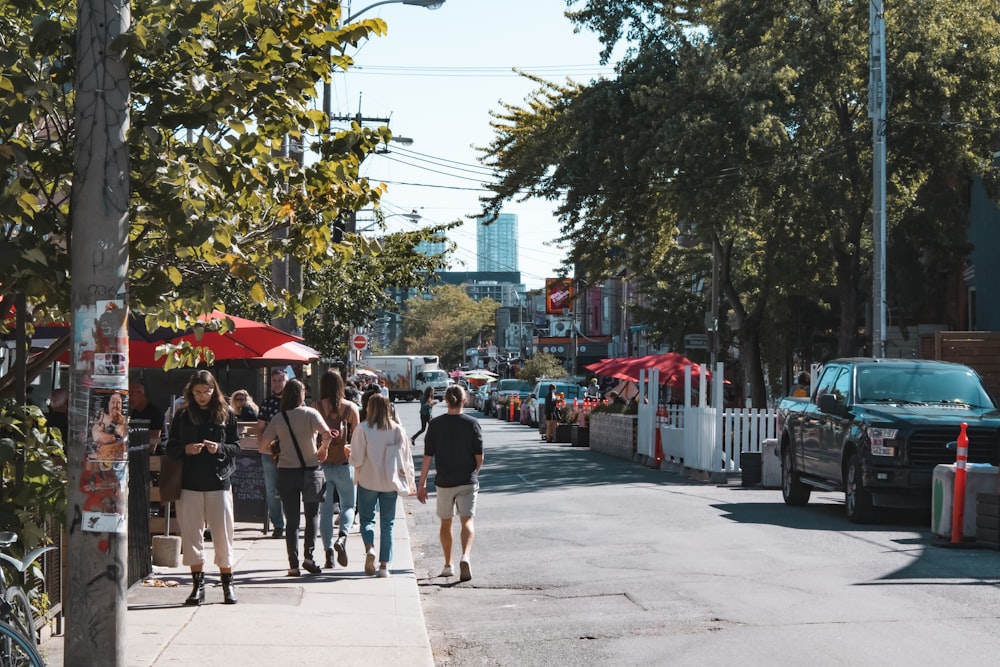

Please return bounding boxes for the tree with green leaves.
[302,223,456,359]
[519,353,566,386]
[482,0,1000,404]
[1,0,399,335]
[394,285,496,370]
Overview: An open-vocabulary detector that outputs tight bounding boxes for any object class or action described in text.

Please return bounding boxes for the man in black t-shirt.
[129,381,164,450]
[418,385,483,582]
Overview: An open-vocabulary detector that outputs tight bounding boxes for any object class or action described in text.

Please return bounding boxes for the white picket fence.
[635,364,777,476]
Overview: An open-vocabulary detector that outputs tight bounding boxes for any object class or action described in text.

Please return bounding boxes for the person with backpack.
[312,369,360,570]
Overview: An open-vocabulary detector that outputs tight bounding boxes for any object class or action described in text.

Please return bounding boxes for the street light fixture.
[348,0,445,19]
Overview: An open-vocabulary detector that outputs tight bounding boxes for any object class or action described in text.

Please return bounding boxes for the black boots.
[221,573,237,605]
[324,549,335,569]
[185,571,205,606]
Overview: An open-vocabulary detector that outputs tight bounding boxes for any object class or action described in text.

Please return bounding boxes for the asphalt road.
[393,401,1000,667]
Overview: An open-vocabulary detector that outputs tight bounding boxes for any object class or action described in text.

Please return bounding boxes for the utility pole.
[870,0,887,358]
[66,0,131,662]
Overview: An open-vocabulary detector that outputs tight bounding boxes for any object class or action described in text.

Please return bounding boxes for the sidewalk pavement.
[40,497,434,666]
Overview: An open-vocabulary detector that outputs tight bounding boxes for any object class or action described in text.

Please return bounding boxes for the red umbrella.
[256,341,320,364]
[7,311,307,369]
[585,357,636,377]
[605,353,709,387]
[133,310,306,367]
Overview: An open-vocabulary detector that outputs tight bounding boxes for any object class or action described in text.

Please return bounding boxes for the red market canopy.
[586,353,710,388]
[5,310,307,369]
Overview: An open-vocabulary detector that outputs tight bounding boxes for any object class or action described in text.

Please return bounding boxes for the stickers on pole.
[73,298,130,533]
[80,461,127,534]
[74,299,128,384]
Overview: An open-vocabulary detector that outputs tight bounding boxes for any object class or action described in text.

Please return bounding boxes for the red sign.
[351,335,368,351]
[545,278,574,315]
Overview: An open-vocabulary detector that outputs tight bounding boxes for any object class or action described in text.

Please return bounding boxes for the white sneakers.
[364,550,376,576]
[440,557,472,580]
[377,566,390,578]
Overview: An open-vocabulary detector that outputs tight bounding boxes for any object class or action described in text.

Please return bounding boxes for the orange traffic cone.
[652,423,664,467]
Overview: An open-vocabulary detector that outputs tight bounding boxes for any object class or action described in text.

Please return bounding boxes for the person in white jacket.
[349,393,415,578]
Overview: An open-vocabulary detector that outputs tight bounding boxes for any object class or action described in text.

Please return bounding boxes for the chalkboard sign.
[231,451,266,524]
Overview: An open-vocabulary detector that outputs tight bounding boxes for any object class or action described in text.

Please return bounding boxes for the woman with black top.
[166,370,241,605]
[411,386,435,446]
[543,384,559,443]
[259,379,338,576]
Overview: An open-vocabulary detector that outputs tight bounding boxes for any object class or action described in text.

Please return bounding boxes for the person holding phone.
[165,370,241,605]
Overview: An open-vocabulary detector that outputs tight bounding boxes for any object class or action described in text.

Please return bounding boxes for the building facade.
[477,213,518,273]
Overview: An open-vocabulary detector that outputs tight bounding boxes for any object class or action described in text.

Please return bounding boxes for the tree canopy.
[481,0,1000,403]
[1,0,435,339]
[393,285,496,370]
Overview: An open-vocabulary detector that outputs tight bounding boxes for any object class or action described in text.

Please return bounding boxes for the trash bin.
[741,452,762,487]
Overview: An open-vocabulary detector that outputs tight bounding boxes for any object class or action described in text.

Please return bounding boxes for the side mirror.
[817,393,839,414]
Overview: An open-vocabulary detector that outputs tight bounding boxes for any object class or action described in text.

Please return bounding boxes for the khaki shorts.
[436,483,478,519]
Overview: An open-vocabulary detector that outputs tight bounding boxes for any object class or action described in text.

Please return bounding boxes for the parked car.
[475,382,495,413]
[470,383,489,412]
[521,394,538,426]
[486,379,533,417]
[777,358,998,523]
[532,379,586,434]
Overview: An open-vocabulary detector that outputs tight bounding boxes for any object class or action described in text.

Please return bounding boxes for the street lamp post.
[322,1,446,130]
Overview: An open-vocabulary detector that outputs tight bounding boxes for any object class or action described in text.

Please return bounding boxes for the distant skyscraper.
[415,239,447,258]
[477,213,518,273]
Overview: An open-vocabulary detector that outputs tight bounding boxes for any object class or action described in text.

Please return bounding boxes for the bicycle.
[0,531,54,666]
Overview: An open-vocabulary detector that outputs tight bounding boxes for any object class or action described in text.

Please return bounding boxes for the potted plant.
[570,408,590,447]
[497,395,510,420]
[555,407,577,443]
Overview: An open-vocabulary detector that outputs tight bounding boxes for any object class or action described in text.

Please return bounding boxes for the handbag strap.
[281,411,308,467]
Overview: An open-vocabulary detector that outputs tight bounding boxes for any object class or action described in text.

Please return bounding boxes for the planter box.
[570,425,590,447]
[589,413,637,461]
[555,424,573,443]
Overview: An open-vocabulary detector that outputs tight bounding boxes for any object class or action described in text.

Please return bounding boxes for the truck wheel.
[782,446,811,506]
[845,452,876,524]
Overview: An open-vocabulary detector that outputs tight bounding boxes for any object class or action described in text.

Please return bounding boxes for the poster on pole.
[80,461,127,534]
[87,388,129,462]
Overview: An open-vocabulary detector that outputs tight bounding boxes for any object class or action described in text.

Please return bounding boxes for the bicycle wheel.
[0,619,43,666]
[1,589,34,647]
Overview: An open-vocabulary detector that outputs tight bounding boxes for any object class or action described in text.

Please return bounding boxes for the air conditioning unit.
[549,318,573,337]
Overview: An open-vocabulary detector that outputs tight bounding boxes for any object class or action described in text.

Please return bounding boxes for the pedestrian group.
[161,367,483,606]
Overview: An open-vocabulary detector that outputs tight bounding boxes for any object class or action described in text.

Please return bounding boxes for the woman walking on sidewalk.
[312,369,360,570]
[349,394,415,578]
[165,370,241,605]
[411,386,435,446]
[259,379,337,576]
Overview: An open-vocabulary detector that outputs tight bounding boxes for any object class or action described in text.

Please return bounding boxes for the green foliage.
[519,353,566,386]
[1,0,393,328]
[395,285,497,370]
[301,222,455,359]
[0,401,66,553]
[482,0,1000,404]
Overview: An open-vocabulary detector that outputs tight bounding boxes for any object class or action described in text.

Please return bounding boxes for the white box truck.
[360,355,450,401]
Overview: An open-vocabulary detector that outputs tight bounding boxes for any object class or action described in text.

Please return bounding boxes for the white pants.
[177,489,235,569]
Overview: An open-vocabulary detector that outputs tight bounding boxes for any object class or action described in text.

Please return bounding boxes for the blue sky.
[329,0,618,290]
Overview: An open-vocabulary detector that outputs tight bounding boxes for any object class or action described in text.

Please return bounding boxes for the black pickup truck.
[777,358,1000,523]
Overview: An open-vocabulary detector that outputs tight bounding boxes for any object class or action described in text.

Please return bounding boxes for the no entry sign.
[351,334,368,351]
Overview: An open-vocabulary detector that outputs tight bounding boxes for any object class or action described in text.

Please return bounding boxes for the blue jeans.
[356,485,398,565]
[261,454,284,530]
[320,463,356,550]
